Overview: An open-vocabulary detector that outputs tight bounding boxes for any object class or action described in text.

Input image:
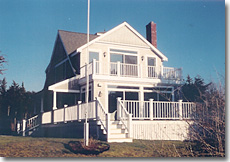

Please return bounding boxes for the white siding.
[132,120,193,141]
[100,25,148,47]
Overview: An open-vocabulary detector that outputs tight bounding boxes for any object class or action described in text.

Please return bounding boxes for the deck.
[18,98,196,142]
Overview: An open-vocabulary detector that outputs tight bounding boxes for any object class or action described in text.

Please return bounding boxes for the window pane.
[89,52,99,62]
[110,53,123,63]
[125,92,138,100]
[125,55,137,64]
[148,57,156,66]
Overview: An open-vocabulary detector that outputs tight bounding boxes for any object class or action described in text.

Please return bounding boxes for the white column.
[22,119,26,136]
[78,101,82,121]
[53,91,57,110]
[149,99,154,120]
[117,61,120,77]
[139,86,144,118]
[178,99,183,120]
[117,97,121,120]
[106,113,110,140]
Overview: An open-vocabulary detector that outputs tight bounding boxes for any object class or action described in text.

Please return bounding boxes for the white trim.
[92,74,162,84]
[77,22,168,61]
[53,89,80,93]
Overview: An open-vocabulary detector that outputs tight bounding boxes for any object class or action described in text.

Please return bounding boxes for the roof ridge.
[58,29,95,35]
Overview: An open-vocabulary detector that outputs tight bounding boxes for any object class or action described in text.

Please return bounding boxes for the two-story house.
[21,22,196,142]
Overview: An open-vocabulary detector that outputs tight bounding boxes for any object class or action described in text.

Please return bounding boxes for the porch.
[19,98,196,142]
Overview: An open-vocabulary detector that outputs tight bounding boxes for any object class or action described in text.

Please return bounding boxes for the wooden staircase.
[107,121,132,143]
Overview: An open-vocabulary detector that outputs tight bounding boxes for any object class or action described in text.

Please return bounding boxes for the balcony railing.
[80,59,182,81]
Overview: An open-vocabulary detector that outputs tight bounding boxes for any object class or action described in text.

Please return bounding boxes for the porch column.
[178,99,183,120]
[139,86,144,118]
[53,91,57,110]
[117,61,120,76]
[149,99,154,120]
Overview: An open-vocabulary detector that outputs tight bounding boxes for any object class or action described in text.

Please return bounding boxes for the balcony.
[80,59,182,81]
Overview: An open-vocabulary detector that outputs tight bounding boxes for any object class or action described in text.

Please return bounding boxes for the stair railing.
[117,97,132,138]
[95,97,110,139]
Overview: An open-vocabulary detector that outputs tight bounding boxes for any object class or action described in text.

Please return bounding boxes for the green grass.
[0,135,198,157]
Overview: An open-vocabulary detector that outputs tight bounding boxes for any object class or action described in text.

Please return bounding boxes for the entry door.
[108,91,123,113]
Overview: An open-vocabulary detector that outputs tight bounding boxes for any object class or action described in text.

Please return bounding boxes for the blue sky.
[0,0,225,92]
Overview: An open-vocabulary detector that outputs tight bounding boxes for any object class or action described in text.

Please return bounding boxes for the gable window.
[89,52,99,63]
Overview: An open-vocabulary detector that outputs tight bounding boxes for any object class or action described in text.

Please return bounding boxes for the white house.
[19,22,196,142]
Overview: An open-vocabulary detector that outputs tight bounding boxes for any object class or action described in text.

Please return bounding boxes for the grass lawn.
[0,135,199,157]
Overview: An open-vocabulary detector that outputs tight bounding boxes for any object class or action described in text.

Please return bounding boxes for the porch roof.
[48,76,80,93]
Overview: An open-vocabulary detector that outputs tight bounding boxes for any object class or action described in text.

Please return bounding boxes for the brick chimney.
[146,21,157,48]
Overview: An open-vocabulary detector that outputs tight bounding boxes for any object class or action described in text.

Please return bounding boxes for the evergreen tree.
[182,75,211,102]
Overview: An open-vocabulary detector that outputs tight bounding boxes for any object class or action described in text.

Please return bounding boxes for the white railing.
[110,62,118,76]
[96,98,109,137]
[121,99,196,120]
[41,100,97,124]
[120,63,138,77]
[122,100,150,119]
[79,60,182,81]
[54,109,64,123]
[148,66,159,78]
[117,97,132,138]
[17,115,40,136]
[162,67,182,80]
[27,115,40,130]
[80,62,93,78]
[42,111,52,124]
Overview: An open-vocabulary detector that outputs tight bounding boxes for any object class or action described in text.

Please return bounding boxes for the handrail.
[26,115,40,131]
[96,98,108,134]
[117,98,132,138]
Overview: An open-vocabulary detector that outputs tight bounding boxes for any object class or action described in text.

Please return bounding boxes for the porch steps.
[107,121,133,143]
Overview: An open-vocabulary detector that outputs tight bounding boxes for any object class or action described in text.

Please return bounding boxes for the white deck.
[19,98,196,142]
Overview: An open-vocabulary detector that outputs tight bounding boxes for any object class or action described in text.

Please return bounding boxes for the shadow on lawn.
[64,140,110,155]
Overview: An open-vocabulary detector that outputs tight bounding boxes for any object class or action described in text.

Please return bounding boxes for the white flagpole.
[84,0,90,146]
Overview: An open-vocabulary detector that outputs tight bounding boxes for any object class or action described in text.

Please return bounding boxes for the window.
[81,86,92,103]
[89,52,99,62]
[110,53,137,64]
[148,57,156,66]
[110,49,137,64]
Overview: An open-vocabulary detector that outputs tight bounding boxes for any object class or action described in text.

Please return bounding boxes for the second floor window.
[110,49,137,64]
[89,52,99,63]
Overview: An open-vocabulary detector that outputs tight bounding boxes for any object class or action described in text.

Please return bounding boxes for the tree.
[0,51,7,75]
[182,75,211,102]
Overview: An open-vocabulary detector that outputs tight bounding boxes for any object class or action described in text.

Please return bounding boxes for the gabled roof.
[58,30,99,55]
[77,22,168,61]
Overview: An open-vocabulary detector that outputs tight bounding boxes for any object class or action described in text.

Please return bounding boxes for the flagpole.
[84,0,90,146]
